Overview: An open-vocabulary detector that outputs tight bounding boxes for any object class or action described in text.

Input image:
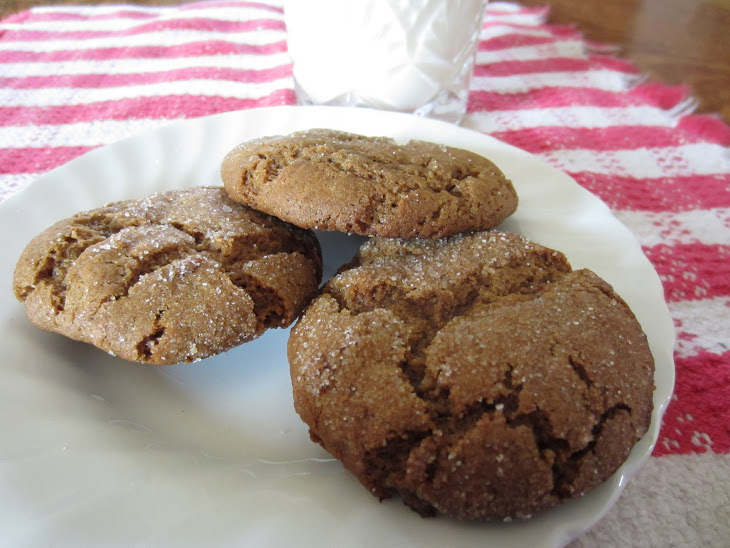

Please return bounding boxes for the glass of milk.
[284,0,487,124]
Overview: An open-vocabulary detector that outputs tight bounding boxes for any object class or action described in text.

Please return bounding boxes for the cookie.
[220,129,518,239]
[288,231,654,521]
[13,187,322,364]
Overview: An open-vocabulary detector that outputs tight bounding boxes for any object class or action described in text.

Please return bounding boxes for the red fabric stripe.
[0,64,292,90]
[475,55,639,78]
[0,146,93,175]
[0,17,285,41]
[492,125,730,153]
[1,11,32,23]
[0,88,296,128]
[643,243,730,302]
[474,57,582,76]
[631,82,694,110]
[483,20,578,37]
[572,172,730,212]
[12,9,159,22]
[478,32,577,51]
[590,54,640,74]
[468,83,691,111]
[677,114,730,145]
[0,40,288,63]
[654,349,730,456]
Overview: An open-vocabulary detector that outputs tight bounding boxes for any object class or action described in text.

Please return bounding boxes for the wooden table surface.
[2,0,729,124]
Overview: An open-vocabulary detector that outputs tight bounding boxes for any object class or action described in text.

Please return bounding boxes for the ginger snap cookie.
[13,187,322,364]
[288,231,654,521]
[221,129,518,239]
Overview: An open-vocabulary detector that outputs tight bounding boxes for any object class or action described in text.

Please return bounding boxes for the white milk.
[284,0,487,123]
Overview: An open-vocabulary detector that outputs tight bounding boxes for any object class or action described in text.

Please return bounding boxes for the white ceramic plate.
[0,106,674,547]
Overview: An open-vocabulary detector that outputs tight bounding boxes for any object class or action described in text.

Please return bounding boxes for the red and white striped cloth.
[1,1,728,545]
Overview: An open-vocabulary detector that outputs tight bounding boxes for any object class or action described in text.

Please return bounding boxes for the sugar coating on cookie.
[288,232,654,521]
[221,129,518,239]
[14,187,322,364]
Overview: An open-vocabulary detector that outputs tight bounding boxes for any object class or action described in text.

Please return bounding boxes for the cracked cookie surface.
[288,231,654,521]
[220,129,518,239]
[14,187,322,364]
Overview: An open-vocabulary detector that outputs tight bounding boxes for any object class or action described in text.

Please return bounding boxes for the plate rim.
[0,105,675,547]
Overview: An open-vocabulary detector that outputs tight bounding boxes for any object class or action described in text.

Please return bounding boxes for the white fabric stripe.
[573,453,730,547]
[0,28,285,52]
[15,2,529,20]
[536,143,730,178]
[0,6,283,31]
[0,52,291,77]
[484,12,546,25]
[0,77,293,107]
[465,105,678,133]
[485,2,528,13]
[2,106,678,147]
[0,119,173,148]
[669,297,730,359]
[615,209,730,247]
[24,2,284,15]
[0,173,37,201]
[470,69,637,94]
[476,39,586,63]
[27,4,183,16]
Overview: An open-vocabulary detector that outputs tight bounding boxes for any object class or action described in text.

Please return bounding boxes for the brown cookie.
[288,231,654,521]
[14,187,322,364]
[221,129,518,239]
